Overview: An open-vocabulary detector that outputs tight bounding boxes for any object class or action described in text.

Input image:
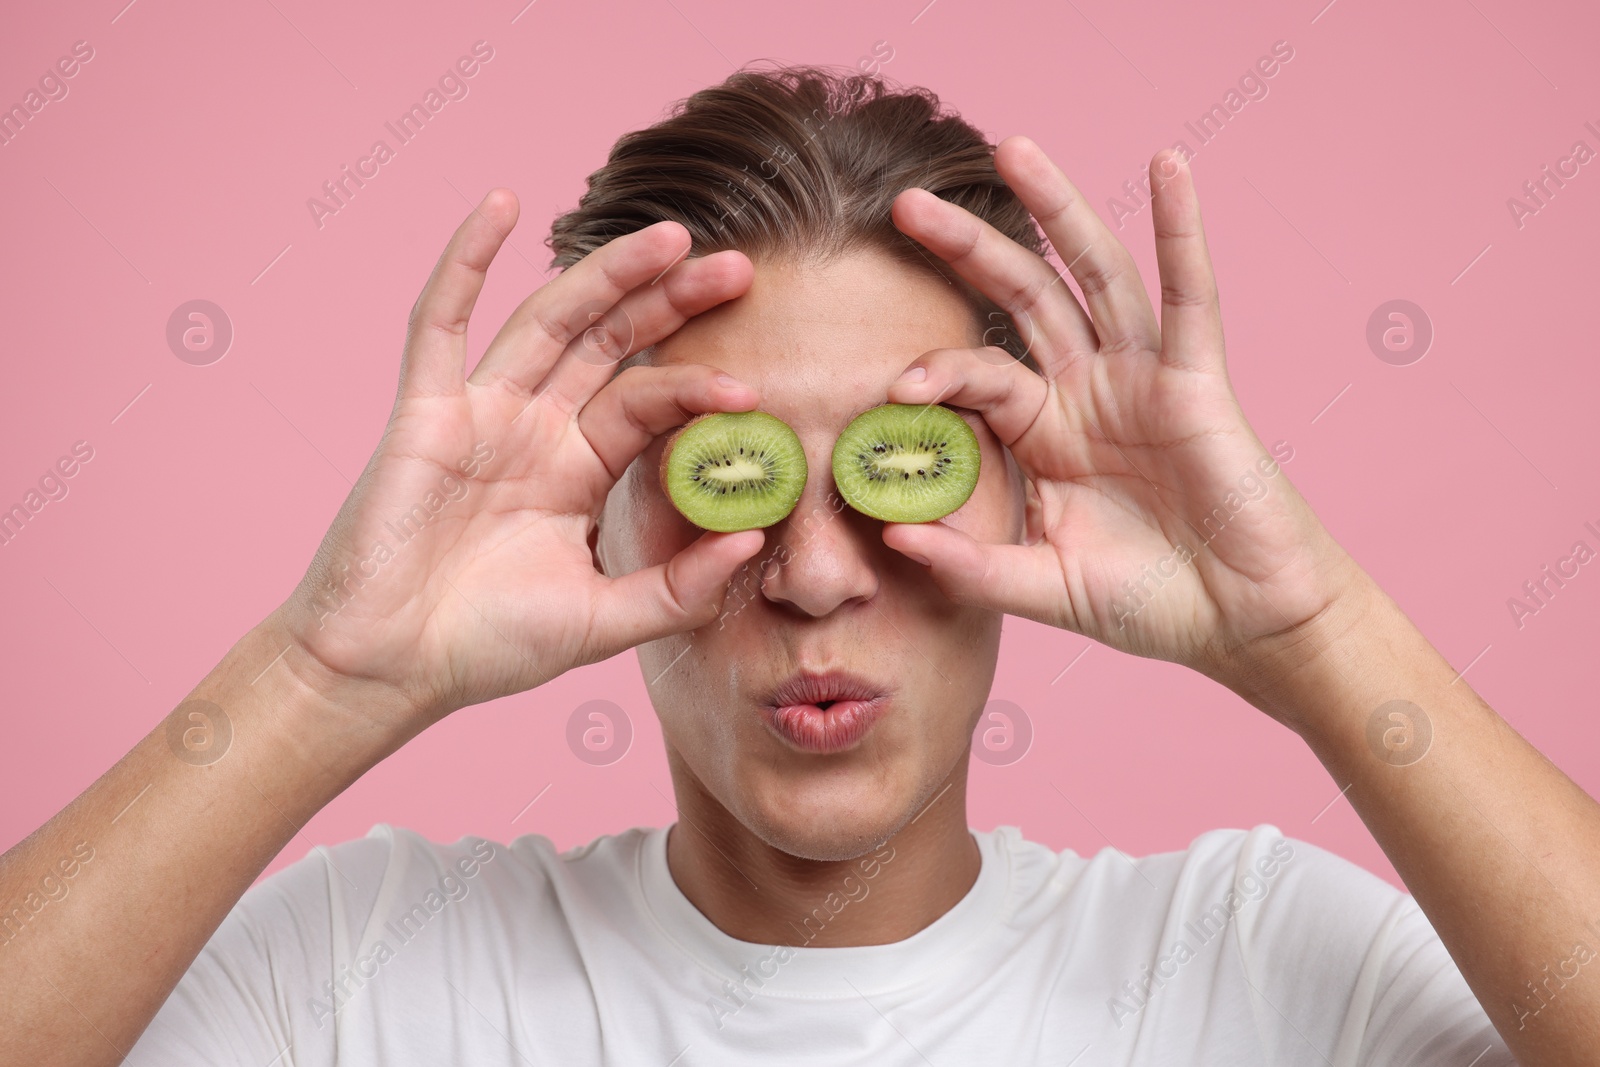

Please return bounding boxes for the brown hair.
[547,65,1042,367]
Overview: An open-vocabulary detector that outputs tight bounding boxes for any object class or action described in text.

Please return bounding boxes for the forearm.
[1221,570,1600,1064]
[0,610,405,1067]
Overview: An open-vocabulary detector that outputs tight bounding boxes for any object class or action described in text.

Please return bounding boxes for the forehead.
[648,249,983,428]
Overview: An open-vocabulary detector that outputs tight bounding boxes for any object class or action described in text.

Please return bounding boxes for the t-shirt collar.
[636,822,1013,998]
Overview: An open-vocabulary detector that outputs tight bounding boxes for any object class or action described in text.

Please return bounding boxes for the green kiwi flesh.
[832,404,980,523]
[660,411,807,532]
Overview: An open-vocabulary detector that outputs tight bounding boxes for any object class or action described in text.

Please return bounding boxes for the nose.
[757,481,882,618]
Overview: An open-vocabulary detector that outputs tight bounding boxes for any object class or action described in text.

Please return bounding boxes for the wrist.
[1204,560,1393,735]
[209,610,421,784]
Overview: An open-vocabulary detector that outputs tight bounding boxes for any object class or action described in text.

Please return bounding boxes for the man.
[3,67,1595,1065]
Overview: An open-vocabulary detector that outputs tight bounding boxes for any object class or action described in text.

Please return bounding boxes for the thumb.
[883,521,1065,624]
[588,529,766,654]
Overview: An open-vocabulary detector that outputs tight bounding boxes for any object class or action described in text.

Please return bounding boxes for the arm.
[879,136,1599,1063]
[1225,566,1600,1054]
[0,615,400,1066]
[0,190,765,1067]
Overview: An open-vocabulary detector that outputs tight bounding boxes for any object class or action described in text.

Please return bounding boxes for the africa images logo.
[307,840,497,1027]
[1107,838,1295,1028]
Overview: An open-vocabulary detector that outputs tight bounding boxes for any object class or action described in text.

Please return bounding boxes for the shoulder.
[362,821,656,880]
[992,821,1392,898]
[308,821,656,876]
[993,825,1505,1062]
[992,822,1410,955]
[1157,825,1414,961]
[130,825,658,1066]
[1161,823,1400,912]
[227,822,658,949]
[316,822,657,924]
[1154,827,1509,1063]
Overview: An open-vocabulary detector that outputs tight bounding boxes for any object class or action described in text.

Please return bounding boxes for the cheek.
[602,452,696,573]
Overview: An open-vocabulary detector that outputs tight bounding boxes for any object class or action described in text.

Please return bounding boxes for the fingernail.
[895,366,927,384]
[905,550,931,566]
[716,373,742,387]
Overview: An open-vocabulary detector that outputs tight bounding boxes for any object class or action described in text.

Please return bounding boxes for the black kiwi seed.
[661,412,808,532]
[830,403,981,523]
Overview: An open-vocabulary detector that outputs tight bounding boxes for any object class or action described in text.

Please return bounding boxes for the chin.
[733,759,923,863]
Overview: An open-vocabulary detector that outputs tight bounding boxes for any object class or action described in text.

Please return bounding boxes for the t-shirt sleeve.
[1226,825,1517,1066]
[125,830,395,1067]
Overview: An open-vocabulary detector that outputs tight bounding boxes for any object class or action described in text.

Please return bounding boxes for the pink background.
[2,0,1597,888]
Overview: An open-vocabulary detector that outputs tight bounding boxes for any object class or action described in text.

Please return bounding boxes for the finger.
[1149,150,1227,373]
[881,521,1068,626]
[993,136,1162,358]
[467,220,694,394]
[400,188,519,398]
[535,249,754,418]
[886,347,1053,455]
[589,529,767,654]
[891,188,1097,377]
[577,364,760,481]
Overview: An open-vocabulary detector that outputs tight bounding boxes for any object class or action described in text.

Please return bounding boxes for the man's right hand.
[273,189,765,742]
[0,191,763,1067]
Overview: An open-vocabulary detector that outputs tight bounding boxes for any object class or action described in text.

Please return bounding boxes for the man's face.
[599,249,1028,862]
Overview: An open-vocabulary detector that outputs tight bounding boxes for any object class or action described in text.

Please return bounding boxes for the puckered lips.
[759,670,890,754]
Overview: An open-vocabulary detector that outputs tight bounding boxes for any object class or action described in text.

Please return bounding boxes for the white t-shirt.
[128,822,1514,1066]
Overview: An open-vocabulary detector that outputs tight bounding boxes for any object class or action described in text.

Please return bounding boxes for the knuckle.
[1097,334,1152,359]
[1159,282,1215,309]
[1033,193,1076,229]
[617,362,677,392]
[948,218,984,263]
[448,252,489,278]
[1075,260,1123,299]
[427,317,469,338]
[1000,270,1056,320]
[603,368,664,433]
[611,363,647,386]
[596,249,641,295]
[532,308,570,350]
[566,302,636,363]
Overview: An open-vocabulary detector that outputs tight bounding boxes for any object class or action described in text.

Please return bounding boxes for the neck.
[662,749,981,948]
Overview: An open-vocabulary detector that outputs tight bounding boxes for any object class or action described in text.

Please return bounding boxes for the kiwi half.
[660,411,807,532]
[832,403,980,523]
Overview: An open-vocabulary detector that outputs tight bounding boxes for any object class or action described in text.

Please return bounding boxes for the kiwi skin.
[658,411,808,533]
[831,403,981,524]
[657,414,711,501]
